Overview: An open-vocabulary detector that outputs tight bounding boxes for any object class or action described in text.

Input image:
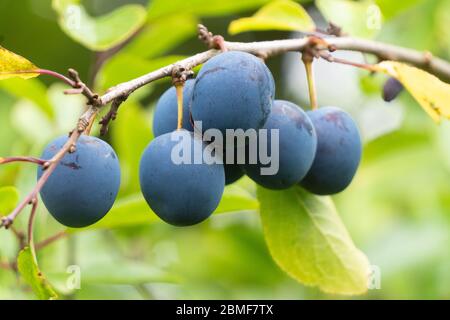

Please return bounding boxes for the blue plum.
[191,51,275,135]
[37,135,121,228]
[300,107,362,195]
[153,79,196,137]
[383,77,403,102]
[224,163,245,185]
[223,147,245,185]
[139,130,225,226]
[242,100,317,189]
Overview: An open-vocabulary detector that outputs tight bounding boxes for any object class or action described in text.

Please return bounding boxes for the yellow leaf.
[0,46,40,80]
[228,0,315,35]
[377,61,450,123]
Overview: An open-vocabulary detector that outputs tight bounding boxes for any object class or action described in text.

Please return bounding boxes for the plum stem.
[319,52,379,72]
[27,197,39,264]
[0,156,46,166]
[35,231,68,251]
[37,69,76,86]
[175,84,184,130]
[84,111,98,136]
[171,65,193,131]
[302,54,318,111]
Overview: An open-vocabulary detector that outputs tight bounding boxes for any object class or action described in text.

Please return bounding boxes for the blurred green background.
[0,0,449,299]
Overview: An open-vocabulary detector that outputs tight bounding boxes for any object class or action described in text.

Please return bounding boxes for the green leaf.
[229,0,315,35]
[0,46,40,80]
[0,78,54,119]
[435,0,450,59]
[0,186,19,215]
[215,185,259,214]
[316,0,383,38]
[48,83,85,132]
[17,247,58,300]
[98,54,187,91]
[375,0,422,20]
[258,186,370,295]
[70,194,157,232]
[52,0,147,51]
[11,99,54,144]
[72,186,259,232]
[376,0,438,52]
[122,14,198,59]
[148,0,280,20]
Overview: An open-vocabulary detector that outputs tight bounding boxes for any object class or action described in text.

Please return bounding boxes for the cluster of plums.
[37,51,361,228]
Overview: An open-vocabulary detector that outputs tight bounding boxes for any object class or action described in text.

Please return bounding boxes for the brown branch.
[35,231,68,251]
[66,69,99,106]
[99,49,219,105]
[38,69,100,106]
[0,156,46,166]
[38,69,76,87]
[10,226,26,249]
[99,94,129,136]
[328,37,450,82]
[2,23,450,238]
[27,197,38,263]
[99,26,450,106]
[0,261,13,270]
[319,51,379,72]
[197,24,215,48]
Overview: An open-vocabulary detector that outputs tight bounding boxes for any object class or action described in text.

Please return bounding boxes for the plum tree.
[191,51,275,136]
[242,100,317,189]
[300,106,362,195]
[139,130,225,226]
[153,79,196,136]
[37,135,121,228]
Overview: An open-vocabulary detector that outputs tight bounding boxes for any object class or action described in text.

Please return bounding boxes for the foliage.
[52,0,147,51]
[17,247,58,300]
[316,0,382,38]
[258,186,370,294]
[0,186,20,214]
[228,0,315,35]
[0,0,449,300]
[376,61,450,122]
[0,47,40,80]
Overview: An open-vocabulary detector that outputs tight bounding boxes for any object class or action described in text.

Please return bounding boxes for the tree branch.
[99,34,449,106]
[0,261,13,270]
[99,95,129,136]
[328,37,450,82]
[0,156,46,166]
[2,24,450,232]
[35,231,68,251]
[27,197,38,263]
